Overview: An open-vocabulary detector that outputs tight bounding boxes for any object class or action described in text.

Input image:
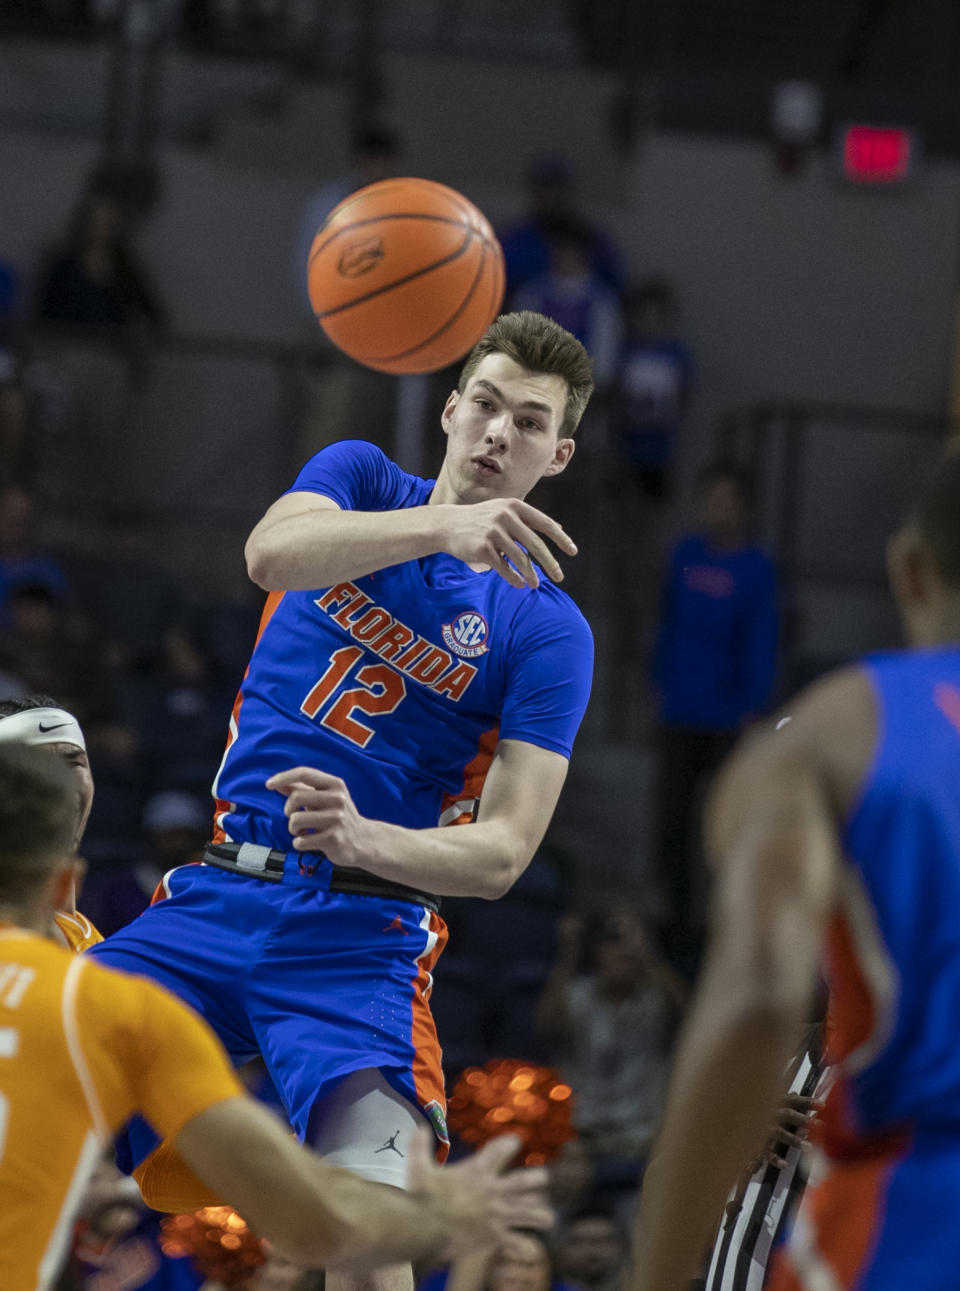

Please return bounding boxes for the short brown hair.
[457,311,594,438]
[0,744,75,903]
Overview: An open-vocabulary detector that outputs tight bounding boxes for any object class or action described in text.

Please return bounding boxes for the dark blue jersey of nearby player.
[824,645,960,1152]
[212,440,594,850]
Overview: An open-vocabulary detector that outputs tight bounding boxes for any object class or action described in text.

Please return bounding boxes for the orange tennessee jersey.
[0,928,243,1291]
[53,910,103,953]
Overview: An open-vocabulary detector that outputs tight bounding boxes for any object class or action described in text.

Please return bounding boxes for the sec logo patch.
[442,610,489,659]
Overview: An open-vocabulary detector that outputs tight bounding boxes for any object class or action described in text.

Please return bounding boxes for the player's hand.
[439,498,577,590]
[744,1092,820,1174]
[406,1128,554,1263]
[265,767,370,866]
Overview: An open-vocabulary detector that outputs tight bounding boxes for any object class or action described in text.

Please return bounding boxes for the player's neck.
[0,901,49,935]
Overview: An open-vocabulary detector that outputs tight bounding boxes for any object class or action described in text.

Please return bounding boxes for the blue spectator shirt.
[653,535,777,730]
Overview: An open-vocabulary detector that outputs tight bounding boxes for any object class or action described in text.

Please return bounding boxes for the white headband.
[0,708,86,752]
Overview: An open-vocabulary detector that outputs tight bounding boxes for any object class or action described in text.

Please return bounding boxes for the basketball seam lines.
[308,215,499,270]
[375,238,490,364]
[313,230,478,320]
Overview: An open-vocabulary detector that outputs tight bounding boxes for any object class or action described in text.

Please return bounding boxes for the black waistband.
[202,842,440,913]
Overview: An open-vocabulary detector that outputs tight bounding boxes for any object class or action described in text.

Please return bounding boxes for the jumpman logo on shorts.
[382,914,409,935]
[375,1130,404,1157]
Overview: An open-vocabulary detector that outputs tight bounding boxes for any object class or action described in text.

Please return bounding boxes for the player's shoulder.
[78,949,191,1026]
[500,576,593,645]
[0,928,73,972]
[748,663,872,754]
[291,438,432,510]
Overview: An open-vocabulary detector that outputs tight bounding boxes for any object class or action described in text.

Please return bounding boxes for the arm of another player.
[107,970,552,1268]
[630,684,850,1291]
[244,491,576,592]
[267,737,570,899]
[176,1103,552,1269]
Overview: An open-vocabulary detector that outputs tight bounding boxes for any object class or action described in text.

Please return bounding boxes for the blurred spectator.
[548,1138,597,1222]
[294,125,401,316]
[127,625,234,794]
[66,510,188,674]
[605,280,694,738]
[513,220,623,391]
[499,156,624,301]
[0,485,69,621]
[432,848,571,1073]
[0,583,118,728]
[552,1206,629,1291]
[652,460,778,971]
[0,257,17,360]
[293,126,405,459]
[536,909,687,1176]
[60,1161,204,1290]
[0,377,42,490]
[611,280,693,501]
[33,179,165,335]
[418,1232,576,1291]
[81,789,209,937]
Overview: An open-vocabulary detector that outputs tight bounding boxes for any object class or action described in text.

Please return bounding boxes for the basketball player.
[89,312,595,1291]
[0,742,554,1290]
[0,693,102,951]
[632,452,960,1290]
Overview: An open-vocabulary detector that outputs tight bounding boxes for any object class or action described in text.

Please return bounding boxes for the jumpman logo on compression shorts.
[375,1130,404,1157]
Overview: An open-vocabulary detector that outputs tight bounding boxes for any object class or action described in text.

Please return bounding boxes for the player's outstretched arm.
[630,690,849,1291]
[245,491,575,592]
[175,1100,551,1269]
[267,737,570,899]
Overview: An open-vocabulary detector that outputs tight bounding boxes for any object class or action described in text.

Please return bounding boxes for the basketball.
[306,177,506,375]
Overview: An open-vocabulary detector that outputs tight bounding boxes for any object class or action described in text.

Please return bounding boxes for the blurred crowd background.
[2,2,960,1288]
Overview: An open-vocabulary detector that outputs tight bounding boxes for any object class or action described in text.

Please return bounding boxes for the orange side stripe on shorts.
[410,910,449,1159]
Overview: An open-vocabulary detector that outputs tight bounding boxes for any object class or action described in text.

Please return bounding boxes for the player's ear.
[543,437,575,478]
[440,389,460,434]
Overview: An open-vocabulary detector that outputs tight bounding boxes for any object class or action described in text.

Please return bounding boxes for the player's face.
[439,353,575,502]
[48,742,94,846]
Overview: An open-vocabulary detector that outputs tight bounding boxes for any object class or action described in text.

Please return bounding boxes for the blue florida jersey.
[823,644,960,1150]
[213,440,594,849]
[766,648,960,1288]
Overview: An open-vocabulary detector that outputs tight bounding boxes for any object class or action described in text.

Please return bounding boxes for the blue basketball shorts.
[86,858,449,1192]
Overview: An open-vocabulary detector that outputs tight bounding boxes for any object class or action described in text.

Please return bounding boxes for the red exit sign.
[839,124,916,185]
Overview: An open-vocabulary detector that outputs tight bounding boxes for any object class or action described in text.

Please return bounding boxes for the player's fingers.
[266,767,339,793]
[404,1124,436,1192]
[778,1105,815,1130]
[472,1134,523,1175]
[281,786,341,816]
[499,1232,548,1262]
[501,520,564,583]
[503,541,541,589]
[515,501,578,555]
[292,833,328,852]
[495,1166,550,1195]
[781,1094,818,1113]
[492,551,529,590]
[502,1200,554,1231]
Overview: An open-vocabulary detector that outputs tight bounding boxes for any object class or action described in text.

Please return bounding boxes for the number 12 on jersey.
[301,646,406,748]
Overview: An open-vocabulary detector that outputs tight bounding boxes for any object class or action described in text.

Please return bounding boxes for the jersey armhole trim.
[62,956,111,1145]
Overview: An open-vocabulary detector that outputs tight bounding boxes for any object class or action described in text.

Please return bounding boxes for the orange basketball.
[306,177,505,375]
